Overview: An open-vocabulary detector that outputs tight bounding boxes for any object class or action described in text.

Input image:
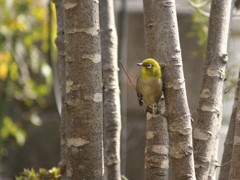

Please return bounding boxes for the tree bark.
[144,103,168,180]
[99,0,122,179]
[228,80,240,179]
[143,1,169,179]
[117,0,128,175]
[219,84,238,180]
[193,0,233,179]
[53,0,66,176]
[63,0,103,179]
[208,137,219,180]
[143,0,195,179]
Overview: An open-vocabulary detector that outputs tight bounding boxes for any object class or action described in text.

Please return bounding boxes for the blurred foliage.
[16,167,61,180]
[188,0,210,57]
[0,0,56,171]
[189,0,239,97]
[189,0,240,56]
[121,175,129,180]
[236,0,240,9]
[224,64,239,98]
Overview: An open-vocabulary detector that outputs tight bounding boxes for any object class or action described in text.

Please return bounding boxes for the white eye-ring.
[146,64,152,69]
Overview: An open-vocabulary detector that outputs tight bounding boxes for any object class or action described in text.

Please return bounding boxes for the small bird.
[136,58,163,114]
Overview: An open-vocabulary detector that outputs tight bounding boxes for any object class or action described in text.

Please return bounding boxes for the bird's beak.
[137,63,143,66]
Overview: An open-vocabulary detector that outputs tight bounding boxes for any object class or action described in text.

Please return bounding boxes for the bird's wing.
[137,93,143,106]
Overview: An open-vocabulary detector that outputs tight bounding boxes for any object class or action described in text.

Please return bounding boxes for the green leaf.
[1,116,26,146]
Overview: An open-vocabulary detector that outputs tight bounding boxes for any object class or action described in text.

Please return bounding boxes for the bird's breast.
[136,77,162,105]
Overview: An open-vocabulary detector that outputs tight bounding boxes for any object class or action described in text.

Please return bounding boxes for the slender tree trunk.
[193,0,233,179]
[117,0,128,175]
[63,0,104,179]
[228,80,240,179]
[143,1,169,179]
[99,0,122,179]
[53,0,66,176]
[219,83,238,180]
[143,0,195,179]
[144,105,168,180]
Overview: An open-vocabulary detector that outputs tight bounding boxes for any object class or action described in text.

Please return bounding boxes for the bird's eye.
[146,64,152,69]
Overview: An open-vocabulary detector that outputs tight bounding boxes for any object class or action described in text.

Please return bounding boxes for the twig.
[188,0,210,8]
[208,159,232,178]
[119,61,136,91]
[215,160,232,168]
[188,0,210,17]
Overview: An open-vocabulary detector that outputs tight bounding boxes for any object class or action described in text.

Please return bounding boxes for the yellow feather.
[139,58,161,79]
[136,58,163,114]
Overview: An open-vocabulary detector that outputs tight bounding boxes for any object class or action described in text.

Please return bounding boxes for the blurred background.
[0,0,239,179]
[0,0,60,179]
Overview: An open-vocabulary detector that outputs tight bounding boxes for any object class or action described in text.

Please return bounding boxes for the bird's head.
[137,58,161,79]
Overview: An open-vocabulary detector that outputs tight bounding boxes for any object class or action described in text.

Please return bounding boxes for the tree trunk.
[143,0,195,179]
[99,0,122,179]
[193,0,233,179]
[117,0,128,175]
[219,84,239,179]
[63,0,104,179]
[208,137,219,180]
[144,105,168,180]
[228,80,240,179]
[53,0,66,176]
[143,1,169,179]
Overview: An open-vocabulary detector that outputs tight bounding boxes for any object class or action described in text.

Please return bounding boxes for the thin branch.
[224,81,238,94]
[188,0,210,17]
[119,61,136,91]
[216,160,232,168]
[207,160,232,179]
[188,0,210,8]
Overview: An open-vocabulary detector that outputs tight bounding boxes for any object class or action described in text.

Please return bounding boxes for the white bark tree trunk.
[193,0,233,179]
[100,0,122,179]
[143,0,195,179]
[143,1,169,179]
[53,0,66,176]
[219,84,239,179]
[228,80,240,179]
[63,0,104,178]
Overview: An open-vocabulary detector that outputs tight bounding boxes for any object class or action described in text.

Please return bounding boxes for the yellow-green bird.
[136,58,163,114]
